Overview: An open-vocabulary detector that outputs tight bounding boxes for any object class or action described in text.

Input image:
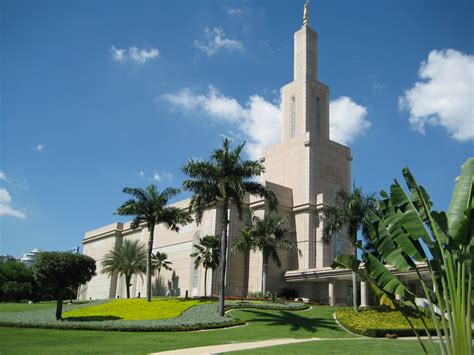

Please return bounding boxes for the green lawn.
[0,306,352,353]
[0,302,56,313]
[228,339,432,354]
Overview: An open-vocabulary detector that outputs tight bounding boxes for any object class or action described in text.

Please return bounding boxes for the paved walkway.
[150,337,363,355]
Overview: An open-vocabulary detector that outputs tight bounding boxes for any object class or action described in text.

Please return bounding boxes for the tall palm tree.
[101,239,146,299]
[190,235,220,297]
[322,186,378,312]
[116,185,192,302]
[151,251,173,285]
[232,213,298,294]
[182,138,278,316]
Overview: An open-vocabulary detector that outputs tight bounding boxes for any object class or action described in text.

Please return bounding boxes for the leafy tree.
[0,260,34,302]
[182,138,278,316]
[33,252,96,320]
[101,239,147,299]
[232,213,297,294]
[151,251,173,285]
[322,186,378,311]
[116,185,192,302]
[190,235,220,297]
[332,158,473,355]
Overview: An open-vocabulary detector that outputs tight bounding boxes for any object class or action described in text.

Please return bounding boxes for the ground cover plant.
[63,298,205,320]
[336,307,437,337]
[0,305,354,354]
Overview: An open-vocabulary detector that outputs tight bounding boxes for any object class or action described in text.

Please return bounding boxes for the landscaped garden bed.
[0,298,308,332]
[335,306,438,337]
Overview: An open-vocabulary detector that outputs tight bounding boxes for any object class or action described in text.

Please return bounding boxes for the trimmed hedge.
[335,307,439,337]
[0,299,308,332]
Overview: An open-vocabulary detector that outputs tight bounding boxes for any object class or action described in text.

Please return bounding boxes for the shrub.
[277,288,298,300]
[335,307,439,337]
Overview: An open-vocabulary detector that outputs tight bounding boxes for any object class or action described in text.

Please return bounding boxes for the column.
[360,281,368,307]
[328,279,335,307]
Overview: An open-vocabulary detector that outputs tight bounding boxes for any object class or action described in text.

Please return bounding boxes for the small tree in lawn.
[190,235,220,297]
[232,213,297,295]
[116,185,192,302]
[101,239,146,299]
[151,251,173,287]
[33,252,96,320]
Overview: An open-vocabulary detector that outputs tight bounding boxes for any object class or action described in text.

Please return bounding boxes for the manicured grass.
[0,302,56,313]
[336,307,437,337]
[63,298,204,320]
[228,339,432,354]
[0,306,352,353]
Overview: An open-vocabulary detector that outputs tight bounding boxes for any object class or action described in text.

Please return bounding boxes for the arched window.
[315,97,321,134]
[290,96,296,138]
[333,231,344,259]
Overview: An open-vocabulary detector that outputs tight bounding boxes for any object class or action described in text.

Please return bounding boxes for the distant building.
[0,255,17,264]
[20,248,41,268]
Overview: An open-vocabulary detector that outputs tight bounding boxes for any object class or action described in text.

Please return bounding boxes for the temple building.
[80,10,362,306]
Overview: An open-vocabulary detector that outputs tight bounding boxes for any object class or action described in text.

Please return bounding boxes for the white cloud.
[227,8,242,15]
[0,188,26,219]
[163,87,368,159]
[152,172,173,183]
[32,144,44,152]
[330,96,371,145]
[138,171,145,177]
[399,49,474,141]
[0,171,6,181]
[110,46,159,64]
[194,27,243,57]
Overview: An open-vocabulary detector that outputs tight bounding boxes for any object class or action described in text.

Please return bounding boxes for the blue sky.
[1,0,473,257]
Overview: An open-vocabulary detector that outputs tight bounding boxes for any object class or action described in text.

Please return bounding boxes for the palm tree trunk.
[125,275,131,299]
[204,267,208,298]
[352,244,358,312]
[147,224,155,302]
[219,201,229,317]
[262,259,267,296]
[55,290,63,320]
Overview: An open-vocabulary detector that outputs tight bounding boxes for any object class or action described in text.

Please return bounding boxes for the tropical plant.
[101,239,147,299]
[190,235,220,297]
[182,138,278,316]
[322,186,378,312]
[116,185,192,302]
[332,158,473,355]
[232,213,298,294]
[151,251,173,284]
[33,252,96,320]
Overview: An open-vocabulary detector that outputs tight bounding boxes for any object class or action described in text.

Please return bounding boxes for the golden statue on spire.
[303,0,310,26]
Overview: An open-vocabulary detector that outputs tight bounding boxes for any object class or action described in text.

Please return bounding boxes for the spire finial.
[303,0,310,26]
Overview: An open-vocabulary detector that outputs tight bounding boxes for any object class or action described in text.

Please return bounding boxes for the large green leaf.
[447,158,474,245]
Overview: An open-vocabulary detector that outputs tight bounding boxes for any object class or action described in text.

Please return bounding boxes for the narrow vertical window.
[290,96,296,138]
[315,96,321,134]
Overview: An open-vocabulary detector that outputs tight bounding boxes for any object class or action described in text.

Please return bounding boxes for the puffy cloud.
[330,96,371,145]
[163,87,368,159]
[0,188,26,219]
[32,144,44,152]
[152,172,173,183]
[0,171,6,181]
[399,49,474,141]
[194,27,243,57]
[110,46,159,64]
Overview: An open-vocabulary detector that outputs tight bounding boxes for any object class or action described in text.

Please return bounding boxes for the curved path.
[150,337,364,355]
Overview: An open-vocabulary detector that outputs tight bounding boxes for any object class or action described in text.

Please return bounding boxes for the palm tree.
[116,185,192,302]
[151,251,173,286]
[101,239,146,299]
[182,138,278,316]
[190,235,220,297]
[233,213,298,295]
[322,186,378,312]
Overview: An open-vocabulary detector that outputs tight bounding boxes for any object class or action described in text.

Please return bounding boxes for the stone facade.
[80,21,355,305]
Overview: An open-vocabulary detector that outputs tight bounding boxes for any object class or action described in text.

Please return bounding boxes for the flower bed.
[0,299,308,332]
[335,307,438,337]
